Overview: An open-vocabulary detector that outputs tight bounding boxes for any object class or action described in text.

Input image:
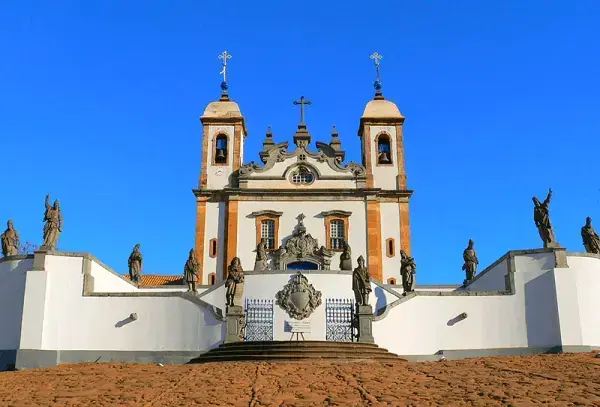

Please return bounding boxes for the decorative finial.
[331,125,339,137]
[266,126,273,138]
[218,51,232,101]
[370,52,384,100]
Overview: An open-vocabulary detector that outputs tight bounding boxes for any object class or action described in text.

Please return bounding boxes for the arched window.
[386,238,395,258]
[291,167,314,185]
[208,273,216,285]
[214,134,228,164]
[209,238,218,258]
[387,277,397,285]
[330,219,345,250]
[377,134,392,165]
[261,219,275,249]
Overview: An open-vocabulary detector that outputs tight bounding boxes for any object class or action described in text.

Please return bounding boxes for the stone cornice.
[247,210,284,218]
[192,188,413,200]
[200,116,248,136]
[358,117,405,137]
[320,210,352,218]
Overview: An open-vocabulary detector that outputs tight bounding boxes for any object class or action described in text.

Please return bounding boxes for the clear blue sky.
[1,1,599,284]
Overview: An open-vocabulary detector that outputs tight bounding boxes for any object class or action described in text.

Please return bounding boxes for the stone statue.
[352,255,372,306]
[533,188,558,248]
[41,194,63,250]
[339,239,353,271]
[1,220,20,257]
[582,217,600,254]
[183,248,200,293]
[400,250,416,293]
[128,244,143,284]
[225,257,244,307]
[462,239,479,284]
[253,238,269,271]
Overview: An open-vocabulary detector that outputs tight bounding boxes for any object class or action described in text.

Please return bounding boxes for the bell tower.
[357,52,412,283]
[195,51,247,284]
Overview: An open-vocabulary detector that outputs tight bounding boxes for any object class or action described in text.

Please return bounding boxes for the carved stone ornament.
[275,272,322,320]
[274,214,333,270]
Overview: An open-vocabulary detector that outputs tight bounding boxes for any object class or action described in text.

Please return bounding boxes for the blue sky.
[1,1,599,284]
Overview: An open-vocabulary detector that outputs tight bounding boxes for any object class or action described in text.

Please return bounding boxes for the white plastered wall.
[380,202,402,282]
[25,255,223,352]
[203,201,226,284]
[369,125,398,190]
[236,201,368,271]
[0,258,30,350]
[206,125,235,190]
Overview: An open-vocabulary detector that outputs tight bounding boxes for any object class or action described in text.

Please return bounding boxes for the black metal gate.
[326,298,355,342]
[244,299,274,341]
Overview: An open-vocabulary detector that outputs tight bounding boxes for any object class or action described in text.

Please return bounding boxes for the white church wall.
[554,268,583,346]
[373,294,527,355]
[236,200,368,271]
[203,201,225,284]
[465,258,508,291]
[380,202,402,282]
[0,258,30,350]
[89,260,137,293]
[570,256,600,347]
[35,255,223,352]
[369,125,398,190]
[206,125,235,190]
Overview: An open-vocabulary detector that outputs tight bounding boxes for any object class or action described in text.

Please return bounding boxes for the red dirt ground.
[1,353,600,406]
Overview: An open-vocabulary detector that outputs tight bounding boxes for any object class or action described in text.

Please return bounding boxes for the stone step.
[190,340,403,363]
[193,353,404,363]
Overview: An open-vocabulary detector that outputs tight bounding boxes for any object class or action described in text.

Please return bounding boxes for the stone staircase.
[190,341,404,363]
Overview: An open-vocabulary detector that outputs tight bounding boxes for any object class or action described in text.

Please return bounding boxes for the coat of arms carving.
[275,272,322,320]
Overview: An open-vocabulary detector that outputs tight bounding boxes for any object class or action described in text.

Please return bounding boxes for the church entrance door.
[287,261,318,270]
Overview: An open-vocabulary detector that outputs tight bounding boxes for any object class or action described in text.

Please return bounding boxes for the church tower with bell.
[194,51,412,286]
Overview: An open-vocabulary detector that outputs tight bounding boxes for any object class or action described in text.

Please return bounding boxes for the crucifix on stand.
[292,97,312,147]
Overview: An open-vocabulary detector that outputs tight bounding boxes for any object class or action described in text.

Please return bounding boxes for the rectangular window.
[330,219,345,250]
[261,220,275,250]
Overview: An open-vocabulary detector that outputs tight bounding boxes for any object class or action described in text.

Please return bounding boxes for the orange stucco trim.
[233,123,243,172]
[324,216,350,251]
[363,126,374,188]
[399,202,411,256]
[199,126,210,188]
[366,200,382,282]
[194,198,208,283]
[224,200,239,279]
[255,215,280,251]
[395,124,407,189]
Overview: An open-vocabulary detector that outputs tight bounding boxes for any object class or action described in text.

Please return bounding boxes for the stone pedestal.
[225,305,245,344]
[356,305,374,344]
[545,242,561,249]
[340,258,352,271]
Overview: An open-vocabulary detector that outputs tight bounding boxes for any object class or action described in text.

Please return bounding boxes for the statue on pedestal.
[225,257,244,307]
[400,250,416,294]
[462,239,479,284]
[533,188,558,248]
[128,244,143,284]
[41,194,62,250]
[582,217,600,254]
[352,255,371,306]
[253,239,269,271]
[183,248,200,293]
[1,220,20,257]
[339,239,353,271]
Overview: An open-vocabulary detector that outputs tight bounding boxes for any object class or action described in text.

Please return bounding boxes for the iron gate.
[326,298,355,342]
[244,299,274,341]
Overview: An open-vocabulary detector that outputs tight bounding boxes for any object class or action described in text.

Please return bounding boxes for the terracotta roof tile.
[123,274,184,287]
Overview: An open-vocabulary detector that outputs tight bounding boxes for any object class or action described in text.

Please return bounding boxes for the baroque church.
[195,55,411,286]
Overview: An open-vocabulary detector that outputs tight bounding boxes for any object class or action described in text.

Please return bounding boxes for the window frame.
[208,273,216,285]
[212,133,230,166]
[253,212,282,252]
[386,238,396,258]
[375,132,394,166]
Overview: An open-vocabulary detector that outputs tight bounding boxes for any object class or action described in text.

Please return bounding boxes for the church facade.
[195,86,411,286]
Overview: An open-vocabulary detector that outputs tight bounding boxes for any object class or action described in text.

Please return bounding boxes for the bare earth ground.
[1,353,600,406]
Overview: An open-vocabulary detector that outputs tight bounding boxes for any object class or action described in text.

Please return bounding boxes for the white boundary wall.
[1,249,599,358]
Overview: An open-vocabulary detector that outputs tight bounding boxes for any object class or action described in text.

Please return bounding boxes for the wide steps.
[190,341,404,363]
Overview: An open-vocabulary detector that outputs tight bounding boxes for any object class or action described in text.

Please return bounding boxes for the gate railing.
[244,299,274,341]
[326,298,355,342]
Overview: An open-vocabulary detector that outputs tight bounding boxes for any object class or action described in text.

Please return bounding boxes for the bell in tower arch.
[215,134,228,164]
[378,152,391,164]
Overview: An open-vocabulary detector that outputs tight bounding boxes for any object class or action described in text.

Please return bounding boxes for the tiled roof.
[123,274,184,287]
